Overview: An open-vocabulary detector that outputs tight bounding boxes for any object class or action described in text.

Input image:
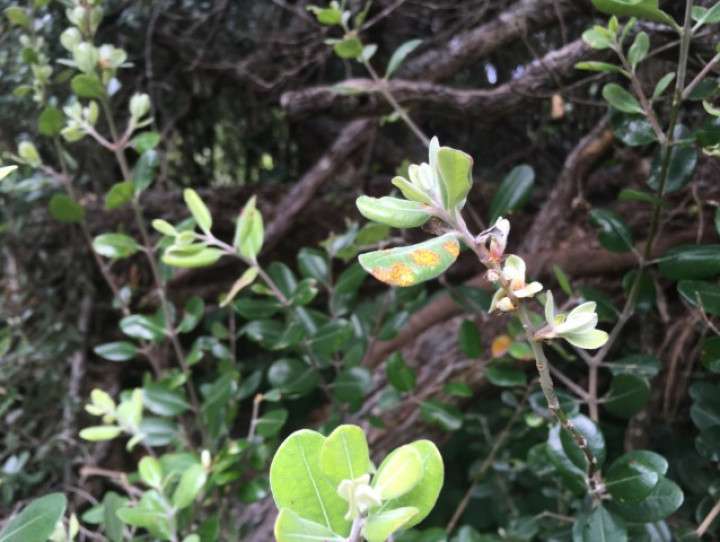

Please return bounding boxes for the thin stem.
[247,394,262,441]
[697,497,720,537]
[683,52,720,100]
[346,515,364,542]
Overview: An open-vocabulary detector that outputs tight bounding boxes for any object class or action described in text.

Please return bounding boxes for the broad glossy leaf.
[183,188,212,232]
[139,418,179,447]
[458,320,483,359]
[437,146,473,211]
[274,508,343,542]
[105,181,134,210]
[71,74,104,97]
[4,6,29,26]
[692,2,720,27]
[268,358,319,396]
[604,374,650,418]
[363,507,419,542]
[420,400,463,431]
[489,164,534,223]
[485,365,527,387]
[610,109,657,146]
[608,354,661,378]
[373,445,423,500]
[572,505,627,542]
[334,37,363,59]
[102,492,126,542]
[372,440,443,529]
[582,27,614,50]
[658,245,720,280]
[233,196,264,260]
[138,456,163,488]
[49,194,85,223]
[172,464,207,509]
[38,107,63,136]
[701,337,720,373]
[696,427,720,461]
[647,132,697,194]
[93,341,139,362]
[603,83,644,115]
[356,196,432,228]
[132,150,158,192]
[386,39,422,78]
[589,208,634,253]
[319,425,370,486]
[606,453,660,504]
[0,493,67,542]
[93,233,140,259]
[270,429,351,536]
[308,320,353,355]
[120,314,165,342]
[609,477,683,523]
[558,414,606,470]
[386,353,416,392]
[178,296,204,333]
[359,233,460,287]
[298,248,329,284]
[592,0,675,24]
[333,366,372,404]
[652,72,676,102]
[678,280,720,315]
[617,188,666,207]
[255,409,288,438]
[143,384,190,416]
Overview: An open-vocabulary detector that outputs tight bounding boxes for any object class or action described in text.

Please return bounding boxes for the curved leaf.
[0,493,67,542]
[274,508,343,542]
[658,245,720,280]
[437,146,473,211]
[489,164,534,223]
[319,425,371,487]
[356,196,432,228]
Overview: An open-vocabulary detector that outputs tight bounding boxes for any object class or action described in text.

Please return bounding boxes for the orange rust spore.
[443,241,460,258]
[370,263,415,287]
[410,248,440,267]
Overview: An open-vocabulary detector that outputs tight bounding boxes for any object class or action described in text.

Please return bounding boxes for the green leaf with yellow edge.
[358,233,460,287]
[233,196,264,260]
[391,176,433,204]
[183,188,212,232]
[437,146,473,211]
[372,444,423,500]
[356,196,432,228]
[319,425,371,487]
[371,440,443,529]
[363,507,419,542]
[274,508,344,542]
[592,0,676,25]
[270,429,351,536]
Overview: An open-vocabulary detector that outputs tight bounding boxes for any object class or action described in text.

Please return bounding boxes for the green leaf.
[716,207,720,236]
[609,109,657,146]
[307,6,343,26]
[132,150,158,192]
[605,452,660,504]
[220,266,258,307]
[678,280,720,315]
[233,196,264,259]
[93,341,139,362]
[178,296,204,333]
[92,233,140,259]
[602,83,645,115]
[49,194,85,223]
[697,427,720,461]
[647,132,697,195]
[363,507,418,542]
[333,366,372,404]
[437,146,473,211]
[308,320,353,356]
[116,491,172,539]
[359,233,460,287]
[458,320,483,359]
[575,61,628,76]
[138,456,163,488]
[184,188,212,232]
[559,414,606,470]
[131,131,161,153]
[120,314,165,342]
[102,492,126,542]
[572,505,627,542]
[38,107,64,136]
[143,384,190,416]
[617,188,666,207]
[268,358,319,396]
[71,74,104,98]
[0,493,66,542]
[334,37,363,59]
[589,208,634,253]
[298,248,329,284]
[0,165,17,181]
[420,400,463,431]
[444,381,472,398]
[658,245,720,280]
[652,72,676,102]
[604,374,650,418]
[485,365,527,387]
[79,425,122,441]
[138,418,179,447]
[270,429,351,536]
[356,196,432,228]
[105,181,134,210]
[319,425,370,487]
[172,464,207,510]
[4,6,29,26]
[692,2,720,27]
[581,27,614,50]
[701,337,720,373]
[609,477,684,523]
[607,354,661,378]
[628,32,649,70]
[255,409,288,438]
[591,0,675,25]
[386,352,416,393]
[386,39,422,78]
[373,445,423,500]
[373,440,443,529]
[163,246,224,268]
[489,164,534,223]
[391,175,433,205]
[274,508,344,542]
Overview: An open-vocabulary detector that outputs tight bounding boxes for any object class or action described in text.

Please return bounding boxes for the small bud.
[496,297,516,312]
[18,141,41,166]
[73,42,99,73]
[60,27,82,51]
[129,93,151,121]
[201,449,211,469]
[84,101,99,125]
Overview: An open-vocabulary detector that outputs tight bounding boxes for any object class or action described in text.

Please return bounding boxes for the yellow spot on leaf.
[491,335,512,358]
[410,248,440,267]
[443,241,460,259]
[370,263,415,287]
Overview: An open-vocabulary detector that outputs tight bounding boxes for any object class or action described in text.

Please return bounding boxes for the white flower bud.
[129,93,151,121]
[60,27,82,51]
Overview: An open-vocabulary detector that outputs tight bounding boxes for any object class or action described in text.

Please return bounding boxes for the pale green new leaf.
[0,165,17,181]
[163,246,224,268]
[356,196,432,228]
[358,233,460,287]
[183,188,212,232]
[385,39,422,78]
[372,445,423,500]
[319,425,371,487]
[391,175,433,204]
[233,196,264,260]
[274,508,344,542]
[172,464,207,509]
[79,425,123,441]
[0,493,66,542]
[603,84,645,115]
[562,329,609,350]
[437,146,473,211]
[591,0,675,25]
[363,507,419,542]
